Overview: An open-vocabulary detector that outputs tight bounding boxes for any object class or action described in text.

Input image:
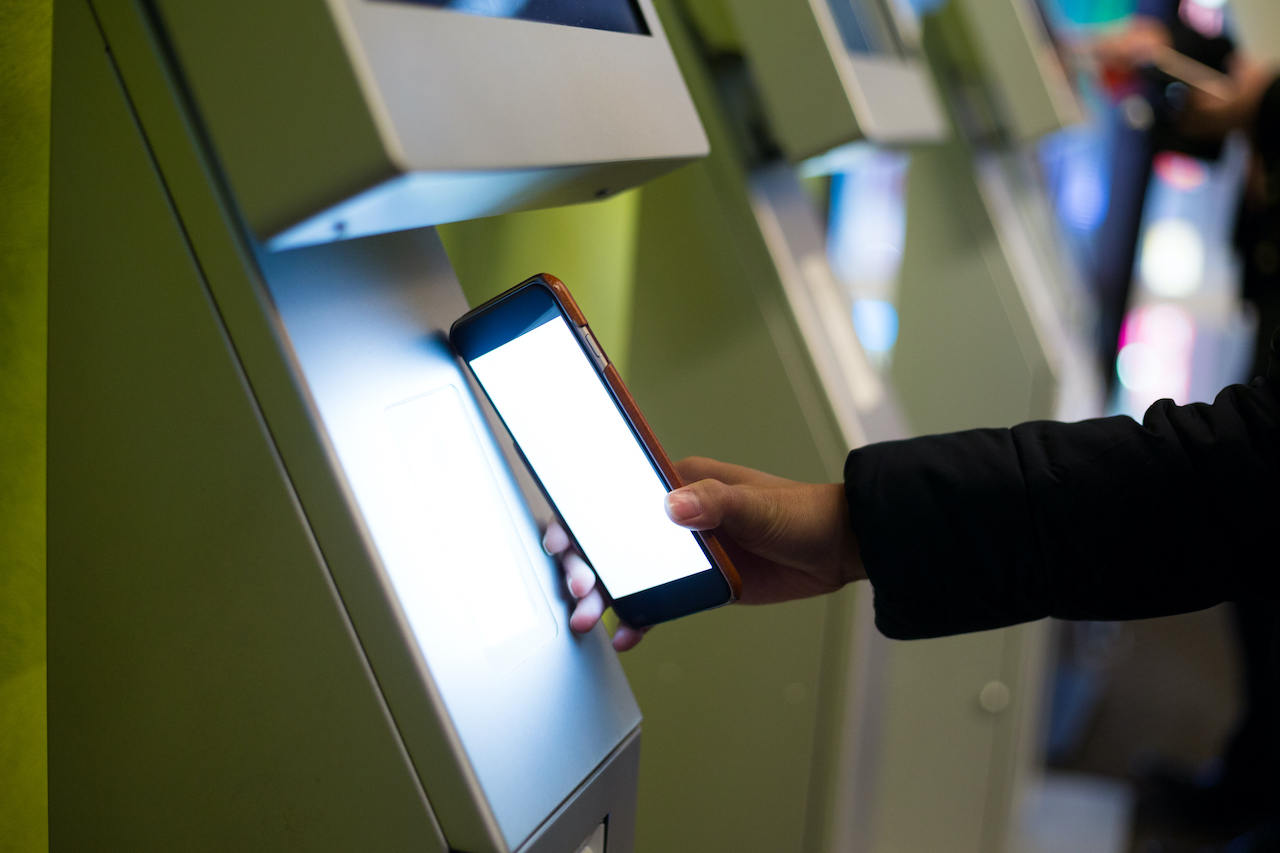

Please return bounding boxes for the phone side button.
[582,327,608,366]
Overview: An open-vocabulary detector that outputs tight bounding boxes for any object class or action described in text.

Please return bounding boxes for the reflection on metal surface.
[386,385,544,651]
[259,230,640,852]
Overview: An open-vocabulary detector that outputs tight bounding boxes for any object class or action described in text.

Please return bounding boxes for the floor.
[1015,773,1135,853]
[1049,605,1245,853]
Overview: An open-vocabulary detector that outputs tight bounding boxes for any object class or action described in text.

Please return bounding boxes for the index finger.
[542,521,571,555]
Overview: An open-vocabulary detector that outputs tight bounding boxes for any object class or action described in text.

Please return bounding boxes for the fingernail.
[665,488,702,523]
[541,530,554,555]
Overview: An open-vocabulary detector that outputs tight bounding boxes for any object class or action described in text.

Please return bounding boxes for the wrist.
[832,484,866,586]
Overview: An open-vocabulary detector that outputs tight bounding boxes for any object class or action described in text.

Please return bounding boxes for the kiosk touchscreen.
[48,1,705,852]
[410,1,651,34]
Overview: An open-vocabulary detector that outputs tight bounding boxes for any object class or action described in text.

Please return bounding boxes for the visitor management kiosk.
[47,2,706,852]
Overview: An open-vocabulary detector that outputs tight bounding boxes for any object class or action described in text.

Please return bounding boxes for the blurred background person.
[1128,45,1280,852]
[1085,0,1236,391]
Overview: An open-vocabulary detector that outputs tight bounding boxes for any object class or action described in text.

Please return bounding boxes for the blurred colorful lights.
[827,152,910,292]
[1139,218,1205,298]
[1059,157,1109,232]
[852,300,900,353]
[1116,303,1196,403]
[1180,0,1224,36]
[1153,152,1208,192]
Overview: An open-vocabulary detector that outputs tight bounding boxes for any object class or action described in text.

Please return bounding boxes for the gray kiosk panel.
[49,0,671,851]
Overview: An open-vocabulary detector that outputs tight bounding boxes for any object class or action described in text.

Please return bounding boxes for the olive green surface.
[891,12,1057,434]
[438,191,642,375]
[0,1,51,850]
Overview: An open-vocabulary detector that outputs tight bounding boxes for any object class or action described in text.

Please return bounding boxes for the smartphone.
[450,274,741,628]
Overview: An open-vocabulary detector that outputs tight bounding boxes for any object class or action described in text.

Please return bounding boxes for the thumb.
[665,479,781,550]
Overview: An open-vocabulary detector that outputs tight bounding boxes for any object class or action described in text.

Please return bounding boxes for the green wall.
[438,191,642,375]
[0,0,51,850]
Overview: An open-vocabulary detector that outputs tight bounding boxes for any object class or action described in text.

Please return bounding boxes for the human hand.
[544,456,865,651]
[542,520,650,652]
[1087,16,1171,74]
[1182,56,1277,139]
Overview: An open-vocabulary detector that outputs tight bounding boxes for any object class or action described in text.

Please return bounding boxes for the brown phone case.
[477,272,743,604]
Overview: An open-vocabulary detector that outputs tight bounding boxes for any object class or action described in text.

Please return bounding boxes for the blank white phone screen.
[469,315,711,599]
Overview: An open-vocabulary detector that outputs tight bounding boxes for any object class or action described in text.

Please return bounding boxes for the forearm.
[845,375,1280,640]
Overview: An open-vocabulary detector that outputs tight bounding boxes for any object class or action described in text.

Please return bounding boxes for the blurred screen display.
[403,0,649,35]
[826,0,897,54]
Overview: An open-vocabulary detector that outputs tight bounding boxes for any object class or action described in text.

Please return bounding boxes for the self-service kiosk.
[47,2,708,851]
[426,4,938,847]
[615,2,1093,852]
[719,0,950,452]
[604,2,942,852]
[893,0,1095,437]
[865,5,1097,853]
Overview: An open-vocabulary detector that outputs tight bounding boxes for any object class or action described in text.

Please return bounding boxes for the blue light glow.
[451,0,528,13]
[407,0,648,35]
[826,150,910,292]
[1040,128,1111,232]
[852,300,900,353]
[906,0,950,13]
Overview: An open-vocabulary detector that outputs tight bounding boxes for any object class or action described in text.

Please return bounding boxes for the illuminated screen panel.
[469,315,710,599]
[399,0,650,35]
[826,0,897,54]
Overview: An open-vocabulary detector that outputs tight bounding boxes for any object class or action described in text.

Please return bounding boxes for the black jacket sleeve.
[1256,76,1280,165]
[845,335,1280,641]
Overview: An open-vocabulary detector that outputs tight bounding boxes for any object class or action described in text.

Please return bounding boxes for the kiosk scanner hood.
[724,0,949,160]
[47,1,706,852]
[149,0,709,250]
